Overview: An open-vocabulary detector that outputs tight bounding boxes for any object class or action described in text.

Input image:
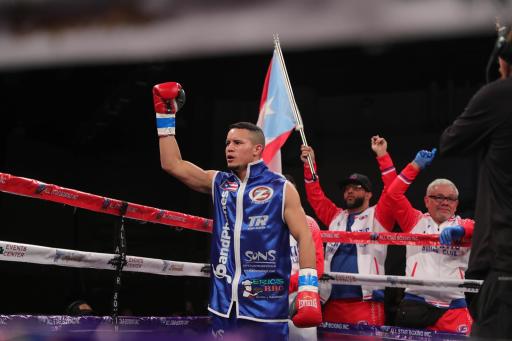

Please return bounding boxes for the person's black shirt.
[440,77,512,279]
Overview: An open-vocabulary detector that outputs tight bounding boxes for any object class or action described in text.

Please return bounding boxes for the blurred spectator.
[66,300,95,316]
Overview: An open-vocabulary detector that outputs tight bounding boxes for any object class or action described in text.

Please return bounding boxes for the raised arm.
[387,149,436,233]
[154,82,214,194]
[300,145,342,226]
[371,135,397,231]
[371,135,397,189]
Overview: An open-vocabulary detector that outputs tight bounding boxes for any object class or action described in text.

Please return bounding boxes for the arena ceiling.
[0,0,511,70]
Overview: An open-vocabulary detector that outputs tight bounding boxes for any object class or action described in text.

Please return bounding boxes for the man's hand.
[440,225,465,245]
[153,82,186,136]
[300,145,318,181]
[300,145,316,164]
[291,268,322,328]
[412,148,437,170]
[371,135,388,157]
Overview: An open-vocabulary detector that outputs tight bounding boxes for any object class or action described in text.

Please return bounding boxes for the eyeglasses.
[428,195,458,203]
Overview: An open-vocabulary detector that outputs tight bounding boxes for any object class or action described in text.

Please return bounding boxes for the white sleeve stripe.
[398,174,411,185]
[382,168,395,175]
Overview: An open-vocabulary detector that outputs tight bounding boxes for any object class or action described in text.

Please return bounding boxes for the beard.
[345,197,365,209]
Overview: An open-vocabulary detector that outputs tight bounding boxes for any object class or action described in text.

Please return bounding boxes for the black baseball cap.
[338,173,372,192]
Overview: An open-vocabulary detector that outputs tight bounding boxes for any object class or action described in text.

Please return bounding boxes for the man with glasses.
[387,149,474,334]
[299,136,396,326]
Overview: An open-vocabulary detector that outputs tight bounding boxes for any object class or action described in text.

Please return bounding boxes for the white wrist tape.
[156,113,175,136]
[298,268,319,293]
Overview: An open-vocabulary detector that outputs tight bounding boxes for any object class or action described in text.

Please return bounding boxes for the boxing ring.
[0,172,481,340]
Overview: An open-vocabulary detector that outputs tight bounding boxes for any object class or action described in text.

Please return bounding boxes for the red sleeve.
[375,153,397,231]
[386,163,423,233]
[377,153,397,189]
[459,218,474,239]
[304,163,343,227]
[307,216,325,278]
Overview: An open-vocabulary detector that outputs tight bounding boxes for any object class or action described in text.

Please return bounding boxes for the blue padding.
[156,116,175,128]
[298,274,318,287]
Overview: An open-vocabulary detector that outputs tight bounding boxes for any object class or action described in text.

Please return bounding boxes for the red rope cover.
[0,172,471,247]
[320,230,471,247]
[0,172,213,233]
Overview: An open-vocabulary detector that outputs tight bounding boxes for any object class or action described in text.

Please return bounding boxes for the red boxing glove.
[152,82,186,136]
[291,268,322,328]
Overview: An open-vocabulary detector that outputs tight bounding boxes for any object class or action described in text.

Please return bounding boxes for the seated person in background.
[300,136,396,326]
[387,148,473,334]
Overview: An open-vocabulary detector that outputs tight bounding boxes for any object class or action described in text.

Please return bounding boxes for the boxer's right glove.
[291,268,322,328]
[152,82,186,136]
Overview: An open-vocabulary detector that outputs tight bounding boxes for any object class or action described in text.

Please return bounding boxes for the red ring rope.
[1,172,471,247]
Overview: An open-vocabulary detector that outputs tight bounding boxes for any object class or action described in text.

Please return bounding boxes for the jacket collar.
[232,159,267,181]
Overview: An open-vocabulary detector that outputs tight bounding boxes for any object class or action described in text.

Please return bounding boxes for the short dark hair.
[228,122,265,147]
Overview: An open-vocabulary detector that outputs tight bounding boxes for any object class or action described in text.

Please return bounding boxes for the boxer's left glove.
[291,268,322,328]
[153,82,186,136]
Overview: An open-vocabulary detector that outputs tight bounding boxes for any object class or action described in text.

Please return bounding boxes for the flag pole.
[273,34,317,180]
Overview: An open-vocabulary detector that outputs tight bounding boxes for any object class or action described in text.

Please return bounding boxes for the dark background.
[0,33,491,316]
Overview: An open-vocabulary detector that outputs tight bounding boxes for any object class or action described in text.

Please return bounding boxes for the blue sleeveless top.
[208,160,291,322]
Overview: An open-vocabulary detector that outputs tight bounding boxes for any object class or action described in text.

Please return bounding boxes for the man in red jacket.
[300,136,396,326]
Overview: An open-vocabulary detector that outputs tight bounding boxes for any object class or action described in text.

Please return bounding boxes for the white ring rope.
[0,240,209,278]
[322,272,482,293]
[0,239,482,292]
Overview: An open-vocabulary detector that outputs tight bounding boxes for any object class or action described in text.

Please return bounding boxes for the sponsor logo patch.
[241,278,285,299]
[298,295,318,309]
[247,215,269,230]
[248,186,273,204]
[243,249,278,272]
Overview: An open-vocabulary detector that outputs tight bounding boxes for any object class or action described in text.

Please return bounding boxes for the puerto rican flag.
[220,180,239,192]
[256,49,297,173]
